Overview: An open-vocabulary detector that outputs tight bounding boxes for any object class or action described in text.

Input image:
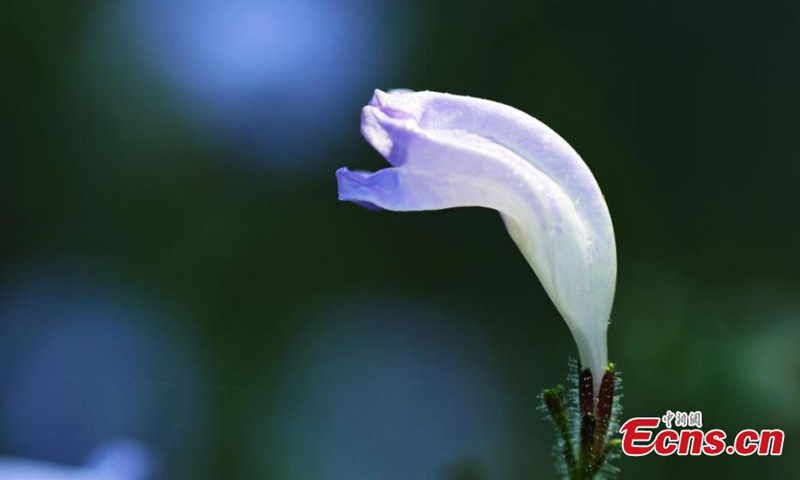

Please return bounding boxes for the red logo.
[620,412,784,456]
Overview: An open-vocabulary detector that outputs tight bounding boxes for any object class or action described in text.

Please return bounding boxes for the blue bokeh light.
[0,440,152,480]
[258,296,535,480]
[0,263,204,467]
[118,0,411,170]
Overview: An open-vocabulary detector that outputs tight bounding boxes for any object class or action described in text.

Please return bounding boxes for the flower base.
[540,360,623,480]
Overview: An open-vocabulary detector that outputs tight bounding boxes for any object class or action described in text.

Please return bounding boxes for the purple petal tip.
[335,167,382,210]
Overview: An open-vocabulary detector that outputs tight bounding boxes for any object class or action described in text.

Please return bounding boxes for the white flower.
[337,90,617,390]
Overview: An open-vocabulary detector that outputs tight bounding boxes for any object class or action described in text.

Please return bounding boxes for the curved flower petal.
[337,89,616,391]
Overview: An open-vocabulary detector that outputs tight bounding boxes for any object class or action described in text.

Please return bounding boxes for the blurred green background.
[2,0,798,479]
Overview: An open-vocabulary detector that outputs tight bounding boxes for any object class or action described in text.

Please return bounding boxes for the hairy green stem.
[540,361,623,480]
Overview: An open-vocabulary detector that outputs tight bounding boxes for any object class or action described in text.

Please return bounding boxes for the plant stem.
[540,361,622,480]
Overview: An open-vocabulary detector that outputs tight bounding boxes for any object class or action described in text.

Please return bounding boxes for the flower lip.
[369,89,390,107]
[368,89,417,121]
[360,93,418,165]
[336,167,383,211]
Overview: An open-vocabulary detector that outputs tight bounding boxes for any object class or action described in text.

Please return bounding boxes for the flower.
[336,89,617,391]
